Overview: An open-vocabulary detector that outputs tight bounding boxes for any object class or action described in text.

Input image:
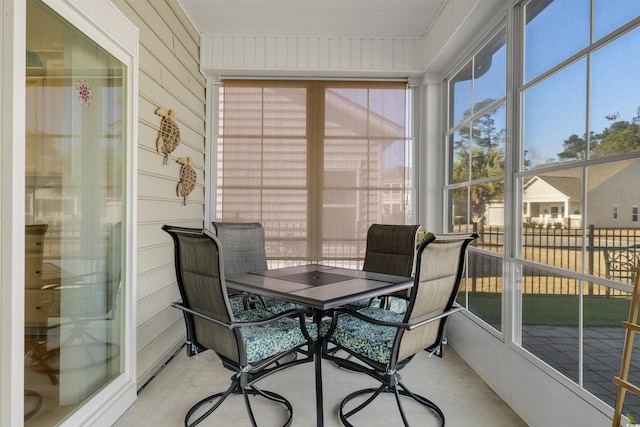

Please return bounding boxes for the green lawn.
[466,292,632,327]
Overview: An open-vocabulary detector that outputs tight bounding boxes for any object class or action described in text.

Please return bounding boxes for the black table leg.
[314,309,324,427]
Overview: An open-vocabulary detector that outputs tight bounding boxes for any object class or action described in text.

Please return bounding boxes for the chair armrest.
[172,302,233,329]
[332,304,464,331]
[172,302,314,329]
[406,306,463,330]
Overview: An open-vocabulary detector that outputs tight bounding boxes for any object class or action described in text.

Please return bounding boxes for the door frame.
[0,0,138,425]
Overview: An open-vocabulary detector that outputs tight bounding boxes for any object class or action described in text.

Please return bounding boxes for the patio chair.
[323,232,477,427]
[212,221,269,312]
[162,225,315,427]
[604,244,640,284]
[26,222,123,384]
[212,221,302,314]
[359,223,421,312]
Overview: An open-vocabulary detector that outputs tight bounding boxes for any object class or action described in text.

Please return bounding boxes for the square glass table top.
[226,264,413,310]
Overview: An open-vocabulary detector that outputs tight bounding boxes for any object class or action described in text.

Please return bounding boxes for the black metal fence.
[465,225,640,295]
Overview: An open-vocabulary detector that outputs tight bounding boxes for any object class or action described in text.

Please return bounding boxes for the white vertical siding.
[201,34,424,76]
[112,0,206,388]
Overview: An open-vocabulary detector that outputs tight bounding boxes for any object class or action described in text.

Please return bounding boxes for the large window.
[446,0,640,416]
[217,80,415,266]
[518,1,640,414]
[445,27,506,333]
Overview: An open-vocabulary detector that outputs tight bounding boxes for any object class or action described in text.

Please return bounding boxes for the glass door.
[24,0,126,424]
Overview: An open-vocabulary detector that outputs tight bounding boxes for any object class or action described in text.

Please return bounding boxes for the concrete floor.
[115,346,528,426]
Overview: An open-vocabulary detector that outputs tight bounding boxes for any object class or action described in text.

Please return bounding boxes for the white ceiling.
[177,0,448,38]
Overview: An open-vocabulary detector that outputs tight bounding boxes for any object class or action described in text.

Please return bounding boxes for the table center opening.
[278,271,355,287]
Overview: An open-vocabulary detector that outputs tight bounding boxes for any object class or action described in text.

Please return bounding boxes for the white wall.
[111,0,206,388]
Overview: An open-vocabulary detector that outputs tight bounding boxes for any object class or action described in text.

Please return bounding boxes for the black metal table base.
[339,384,445,427]
[185,384,293,427]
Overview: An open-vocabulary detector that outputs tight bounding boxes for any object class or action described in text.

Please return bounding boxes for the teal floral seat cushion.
[344,297,380,311]
[234,307,275,322]
[235,308,317,364]
[228,295,264,315]
[263,297,308,314]
[328,307,403,365]
[386,297,408,314]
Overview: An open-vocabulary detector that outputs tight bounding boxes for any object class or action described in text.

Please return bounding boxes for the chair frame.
[323,232,478,427]
[163,225,315,427]
[604,244,640,284]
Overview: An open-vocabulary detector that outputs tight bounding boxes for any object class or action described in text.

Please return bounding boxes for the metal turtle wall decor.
[155,107,180,165]
[177,157,196,205]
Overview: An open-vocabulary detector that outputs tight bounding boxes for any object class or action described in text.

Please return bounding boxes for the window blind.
[218,80,414,266]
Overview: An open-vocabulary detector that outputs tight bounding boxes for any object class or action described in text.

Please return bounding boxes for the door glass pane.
[24,0,126,424]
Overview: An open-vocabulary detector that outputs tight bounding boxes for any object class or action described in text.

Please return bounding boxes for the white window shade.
[218,80,414,266]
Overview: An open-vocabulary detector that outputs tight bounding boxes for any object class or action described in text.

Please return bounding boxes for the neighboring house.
[489,159,640,229]
[587,159,640,228]
[523,174,582,228]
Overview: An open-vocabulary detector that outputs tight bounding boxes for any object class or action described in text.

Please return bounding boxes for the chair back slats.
[398,233,476,362]
[212,222,268,275]
[363,224,420,277]
[164,226,240,363]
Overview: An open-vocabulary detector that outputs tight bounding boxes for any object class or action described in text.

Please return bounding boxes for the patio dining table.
[225,264,414,427]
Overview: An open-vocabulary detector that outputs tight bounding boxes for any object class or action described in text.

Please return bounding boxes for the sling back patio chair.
[355,223,421,312]
[163,225,315,427]
[212,221,303,314]
[212,221,269,312]
[323,232,478,427]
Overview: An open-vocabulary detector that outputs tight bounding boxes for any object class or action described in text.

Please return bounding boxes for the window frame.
[444,0,640,415]
[213,79,418,266]
[443,22,508,335]
[1,0,138,425]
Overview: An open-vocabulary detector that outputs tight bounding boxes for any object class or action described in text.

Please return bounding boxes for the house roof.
[524,158,640,200]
